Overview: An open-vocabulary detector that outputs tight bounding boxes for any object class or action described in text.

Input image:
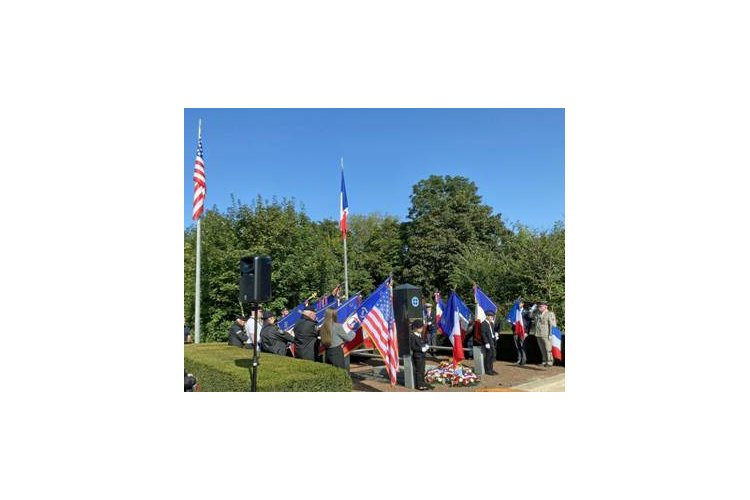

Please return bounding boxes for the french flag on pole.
[551,326,563,361]
[473,285,496,342]
[438,291,465,366]
[339,160,348,239]
[506,299,526,341]
[434,292,445,334]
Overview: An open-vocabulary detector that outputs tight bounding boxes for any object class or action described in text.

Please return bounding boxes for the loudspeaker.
[239,256,272,303]
[392,284,423,355]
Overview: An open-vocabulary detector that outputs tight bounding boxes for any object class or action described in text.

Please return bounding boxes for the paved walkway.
[511,373,565,392]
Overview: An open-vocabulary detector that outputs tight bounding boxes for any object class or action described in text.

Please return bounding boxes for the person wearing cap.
[228,314,250,348]
[423,302,437,355]
[319,308,356,370]
[409,319,430,390]
[479,310,498,375]
[260,311,295,356]
[293,304,319,361]
[529,301,557,367]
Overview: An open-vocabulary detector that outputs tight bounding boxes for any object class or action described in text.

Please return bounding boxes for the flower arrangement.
[425,361,480,387]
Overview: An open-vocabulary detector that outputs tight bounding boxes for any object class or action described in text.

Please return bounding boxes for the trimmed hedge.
[184,343,352,392]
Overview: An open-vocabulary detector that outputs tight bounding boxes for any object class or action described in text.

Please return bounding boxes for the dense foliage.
[184,176,564,341]
[184,344,353,392]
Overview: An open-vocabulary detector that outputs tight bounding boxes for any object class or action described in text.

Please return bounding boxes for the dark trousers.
[514,335,527,364]
[412,354,426,388]
[483,344,496,373]
[325,345,346,370]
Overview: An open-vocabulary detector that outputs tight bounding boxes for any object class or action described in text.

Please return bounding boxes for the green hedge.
[184,343,352,392]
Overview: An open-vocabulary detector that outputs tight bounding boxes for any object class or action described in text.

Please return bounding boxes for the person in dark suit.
[424,303,437,356]
[260,311,295,356]
[293,305,319,361]
[409,319,429,390]
[480,311,498,375]
[227,314,249,347]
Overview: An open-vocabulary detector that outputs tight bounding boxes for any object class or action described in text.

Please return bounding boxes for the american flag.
[192,120,206,221]
[358,278,399,385]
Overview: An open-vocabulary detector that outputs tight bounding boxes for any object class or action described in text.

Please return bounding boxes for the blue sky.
[184,109,564,230]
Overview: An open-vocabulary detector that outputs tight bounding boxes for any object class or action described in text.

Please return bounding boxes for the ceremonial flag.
[358,278,399,385]
[338,295,365,355]
[434,292,445,334]
[192,123,206,221]
[340,167,349,238]
[506,299,526,341]
[474,285,497,342]
[438,291,466,366]
[551,326,563,361]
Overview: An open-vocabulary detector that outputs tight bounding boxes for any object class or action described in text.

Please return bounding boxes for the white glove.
[421,346,428,352]
[494,333,499,340]
[485,343,491,349]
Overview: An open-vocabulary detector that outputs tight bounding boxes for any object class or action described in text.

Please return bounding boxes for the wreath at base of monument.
[425,361,480,386]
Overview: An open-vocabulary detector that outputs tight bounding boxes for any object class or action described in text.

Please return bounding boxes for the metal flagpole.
[342,157,349,300]
[194,119,202,344]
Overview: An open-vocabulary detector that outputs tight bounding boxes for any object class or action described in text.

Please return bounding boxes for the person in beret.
[480,311,499,375]
[260,311,296,356]
[293,304,320,361]
[228,314,250,348]
[529,301,557,367]
[409,319,430,390]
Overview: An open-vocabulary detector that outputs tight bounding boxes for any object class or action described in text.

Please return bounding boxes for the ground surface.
[348,353,565,392]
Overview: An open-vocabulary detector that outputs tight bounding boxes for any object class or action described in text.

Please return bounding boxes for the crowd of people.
[215,296,559,388]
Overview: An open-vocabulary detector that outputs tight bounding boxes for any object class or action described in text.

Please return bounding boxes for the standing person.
[409,319,429,390]
[319,308,355,370]
[480,311,498,375]
[280,307,290,318]
[530,301,557,367]
[424,303,437,355]
[260,311,295,356]
[512,301,528,365]
[184,317,192,343]
[293,305,319,361]
[228,314,249,347]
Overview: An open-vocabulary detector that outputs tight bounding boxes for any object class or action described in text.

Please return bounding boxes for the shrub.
[184,343,353,392]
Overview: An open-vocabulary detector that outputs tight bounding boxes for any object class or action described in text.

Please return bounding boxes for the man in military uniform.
[409,319,429,390]
[530,301,557,367]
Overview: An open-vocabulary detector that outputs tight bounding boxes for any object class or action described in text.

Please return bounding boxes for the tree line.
[184,175,564,342]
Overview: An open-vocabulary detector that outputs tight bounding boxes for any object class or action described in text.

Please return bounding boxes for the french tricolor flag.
[434,292,445,334]
[438,291,465,366]
[339,160,349,239]
[473,285,497,341]
[506,299,526,341]
[551,326,563,361]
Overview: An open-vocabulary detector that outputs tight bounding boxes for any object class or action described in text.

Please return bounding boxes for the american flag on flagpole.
[358,278,399,385]
[192,121,206,221]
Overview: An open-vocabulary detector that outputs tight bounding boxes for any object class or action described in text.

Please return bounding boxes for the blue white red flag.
[357,278,399,384]
[506,299,526,341]
[277,301,305,333]
[338,295,365,355]
[192,121,206,221]
[340,163,349,239]
[473,285,497,323]
[551,326,563,361]
[438,291,466,366]
[434,292,445,334]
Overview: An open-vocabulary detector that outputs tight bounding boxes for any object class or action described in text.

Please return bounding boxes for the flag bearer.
[480,311,498,375]
[410,319,429,391]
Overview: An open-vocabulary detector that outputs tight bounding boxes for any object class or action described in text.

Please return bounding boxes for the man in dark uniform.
[424,303,437,356]
[227,314,249,347]
[293,305,319,361]
[260,311,295,355]
[480,310,498,375]
[409,319,429,390]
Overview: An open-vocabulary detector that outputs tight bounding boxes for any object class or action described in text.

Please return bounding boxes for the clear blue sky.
[184,109,564,229]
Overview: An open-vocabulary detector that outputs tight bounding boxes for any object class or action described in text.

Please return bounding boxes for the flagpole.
[194,118,202,344]
[342,157,349,300]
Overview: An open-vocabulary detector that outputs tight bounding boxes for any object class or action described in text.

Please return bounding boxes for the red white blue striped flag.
[192,122,206,221]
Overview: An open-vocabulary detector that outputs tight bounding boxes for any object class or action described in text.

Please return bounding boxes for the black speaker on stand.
[239,256,272,392]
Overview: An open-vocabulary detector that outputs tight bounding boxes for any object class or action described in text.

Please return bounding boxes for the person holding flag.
[480,310,499,375]
[319,308,356,370]
[437,291,467,367]
[507,299,529,365]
